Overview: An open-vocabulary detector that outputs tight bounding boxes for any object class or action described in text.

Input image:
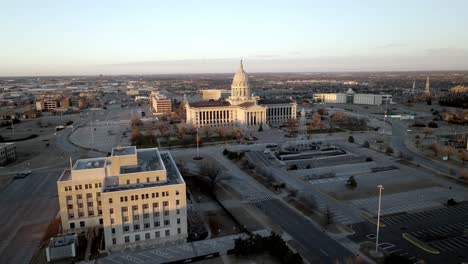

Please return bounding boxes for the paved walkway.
[96,230,272,264]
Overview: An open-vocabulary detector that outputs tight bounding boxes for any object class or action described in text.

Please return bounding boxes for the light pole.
[196,127,200,158]
[375,184,384,255]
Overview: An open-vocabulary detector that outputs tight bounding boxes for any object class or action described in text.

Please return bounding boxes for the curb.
[402,233,440,254]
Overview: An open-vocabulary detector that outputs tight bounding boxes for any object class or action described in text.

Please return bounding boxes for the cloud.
[425,48,468,56]
[374,43,408,49]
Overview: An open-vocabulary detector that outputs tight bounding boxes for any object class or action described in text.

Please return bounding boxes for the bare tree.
[309,111,323,130]
[458,150,468,165]
[198,161,230,195]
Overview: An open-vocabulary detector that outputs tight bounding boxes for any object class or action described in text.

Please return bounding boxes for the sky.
[1,0,468,76]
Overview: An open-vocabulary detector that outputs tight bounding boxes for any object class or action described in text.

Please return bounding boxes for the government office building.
[185,61,297,128]
[57,146,187,251]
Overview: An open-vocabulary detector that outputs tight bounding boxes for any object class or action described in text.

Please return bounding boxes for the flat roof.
[258,98,294,105]
[112,146,136,156]
[73,157,107,170]
[119,148,163,174]
[103,151,183,193]
[0,142,15,148]
[189,100,231,108]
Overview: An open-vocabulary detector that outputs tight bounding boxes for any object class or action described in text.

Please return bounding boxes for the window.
[123,216,128,222]
[66,195,72,200]
[135,234,140,241]
[143,204,148,209]
[89,211,94,216]
[176,200,180,205]
[85,184,88,189]
[77,194,82,199]
[70,223,75,229]
[165,230,170,236]
[125,196,128,201]
[177,218,181,224]
[154,212,160,217]
[156,192,159,198]
[154,221,160,227]
[64,186,68,191]
[152,193,155,198]
[153,202,158,208]
[112,238,116,245]
[155,231,160,238]
[124,236,130,243]
[99,218,103,224]
[98,209,102,215]
[132,205,138,211]
[110,208,114,214]
[156,177,160,181]
[111,228,115,234]
[67,204,73,209]
[126,179,130,184]
[162,192,165,197]
[97,192,101,197]
[98,201,102,206]
[120,197,124,202]
[141,194,144,200]
[124,226,130,232]
[133,215,139,220]
[146,177,150,182]
[88,202,93,207]
[144,213,149,219]
[176,190,179,195]
[177,228,181,234]
[135,195,138,200]
[134,224,139,230]
[145,194,149,199]
[144,223,150,229]
[86,193,92,198]
[75,185,78,190]
[145,233,150,239]
[80,221,85,227]
[99,183,102,187]
[122,207,128,212]
[164,220,170,226]
[136,179,140,183]
[108,198,113,204]
[79,185,82,190]
[111,218,115,224]
[176,209,180,215]
[163,201,168,207]
[78,203,83,208]
[78,212,84,217]
[95,183,99,188]
[164,211,169,216]
[131,195,134,201]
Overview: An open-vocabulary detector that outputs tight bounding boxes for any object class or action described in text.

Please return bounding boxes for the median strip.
[402,233,440,254]
[361,212,386,227]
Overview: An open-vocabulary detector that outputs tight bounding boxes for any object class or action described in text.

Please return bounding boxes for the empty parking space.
[381,202,468,226]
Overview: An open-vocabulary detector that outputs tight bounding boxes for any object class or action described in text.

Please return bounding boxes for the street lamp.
[375,184,384,255]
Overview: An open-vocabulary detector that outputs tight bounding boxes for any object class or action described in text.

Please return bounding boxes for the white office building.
[57,146,187,251]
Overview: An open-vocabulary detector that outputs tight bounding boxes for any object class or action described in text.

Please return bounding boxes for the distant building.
[314,88,392,105]
[56,146,187,251]
[200,89,231,100]
[150,92,172,114]
[0,143,17,166]
[36,100,59,111]
[450,85,468,93]
[186,61,296,128]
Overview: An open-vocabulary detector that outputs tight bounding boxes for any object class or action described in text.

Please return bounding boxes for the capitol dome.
[232,60,249,86]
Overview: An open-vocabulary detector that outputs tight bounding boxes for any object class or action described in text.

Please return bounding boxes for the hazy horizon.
[2,0,468,76]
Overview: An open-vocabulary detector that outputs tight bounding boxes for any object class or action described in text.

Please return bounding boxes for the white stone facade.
[186,62,296,128]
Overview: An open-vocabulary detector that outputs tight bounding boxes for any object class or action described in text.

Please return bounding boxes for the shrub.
[365,157,373,162]
[348,136,355,143]
[223,148,229,156]
[346,176,357,189]
[427,121,438,128]
[362,141,370,148]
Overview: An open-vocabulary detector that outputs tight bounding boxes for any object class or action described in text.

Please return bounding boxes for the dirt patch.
[328,180,439,201]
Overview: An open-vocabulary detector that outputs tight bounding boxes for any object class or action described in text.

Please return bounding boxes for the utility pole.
[375,185,384,255]
[196,127,200,158]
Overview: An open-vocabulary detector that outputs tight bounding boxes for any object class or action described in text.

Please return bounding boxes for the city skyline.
[1,0,468,76]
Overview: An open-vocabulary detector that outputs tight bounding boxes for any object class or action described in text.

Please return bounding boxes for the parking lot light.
[375,184,384,255]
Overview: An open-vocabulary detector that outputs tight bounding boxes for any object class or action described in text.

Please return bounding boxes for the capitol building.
[185,61,297,128]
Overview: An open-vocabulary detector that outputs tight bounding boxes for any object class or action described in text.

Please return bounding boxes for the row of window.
[64,182,102,192]
[125,176,160,185]
[115,228,182,245]
[66,192,101,201]
[115,218,181,233]
[109,190,179,204]
[69,218,103,229]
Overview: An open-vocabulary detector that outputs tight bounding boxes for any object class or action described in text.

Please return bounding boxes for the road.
[174,145,356,263]
[391,120,456,176]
